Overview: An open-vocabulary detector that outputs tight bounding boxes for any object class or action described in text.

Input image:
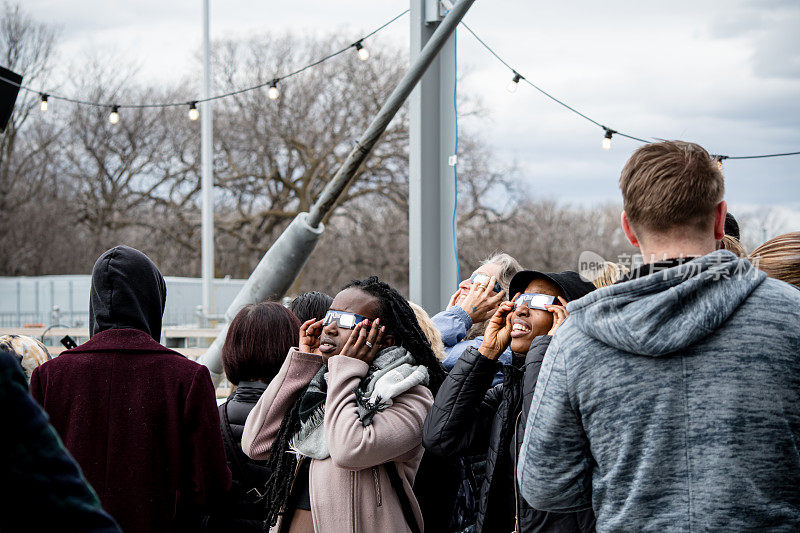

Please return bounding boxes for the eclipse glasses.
[322,310,367,329]
[513,293,557,311]
[469,272,503,294]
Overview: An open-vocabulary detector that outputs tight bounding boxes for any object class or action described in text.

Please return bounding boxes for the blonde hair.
[0,334,52,383]
[720,234,747,258]
[408,302,446,361]
[750,231,800,290]
[592,262,630,289]
[620,141,724,235]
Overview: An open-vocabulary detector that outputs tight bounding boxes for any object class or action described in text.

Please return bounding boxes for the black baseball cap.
[509,270,596,303]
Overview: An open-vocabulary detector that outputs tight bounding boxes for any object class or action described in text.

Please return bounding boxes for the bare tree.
[0,1,64,274]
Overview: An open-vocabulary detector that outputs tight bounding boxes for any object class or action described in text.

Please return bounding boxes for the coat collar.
[69,328,177,355]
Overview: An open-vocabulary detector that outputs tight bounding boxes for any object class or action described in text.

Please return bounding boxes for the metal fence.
[0,275,247,328]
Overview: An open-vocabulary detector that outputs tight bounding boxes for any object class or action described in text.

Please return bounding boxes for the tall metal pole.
[409,0,458,316]
[199,0,476,382]
[201,0,215,324]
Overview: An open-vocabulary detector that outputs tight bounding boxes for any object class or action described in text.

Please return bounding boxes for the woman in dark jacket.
[205,301,303,531]
[423,271,596,533]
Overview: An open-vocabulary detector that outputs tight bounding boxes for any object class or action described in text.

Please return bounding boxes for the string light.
[602,128,614,150]
[461,22,800,161]
[507,72,522,93]
[108,105,120,124]
[188,101,199,121]
[268,79,280,100]
[354,41,369,61]
[0,9,795,164]
[0,9,409,113]
[715,155,727,170]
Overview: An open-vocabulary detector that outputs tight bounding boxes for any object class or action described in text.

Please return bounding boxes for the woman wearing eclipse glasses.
[242,276,445,533]
[423,270,596,533]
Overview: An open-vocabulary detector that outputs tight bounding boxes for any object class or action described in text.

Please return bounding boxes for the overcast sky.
[23,0,800,228]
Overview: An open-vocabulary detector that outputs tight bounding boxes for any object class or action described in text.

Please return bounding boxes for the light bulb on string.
[268,79,280,100]
[507,72,522,93]
[109,105,120,124]
[188,101,199,121]
[602,128,614,150]
[354,41,369,61]
[715,156,727,170]
[39,94,49,111]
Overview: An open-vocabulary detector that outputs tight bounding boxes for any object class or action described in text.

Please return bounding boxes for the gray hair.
[480,252,523,293]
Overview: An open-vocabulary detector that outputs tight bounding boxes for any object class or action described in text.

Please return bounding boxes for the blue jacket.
[432,306,512,386]
[518,250,800,532]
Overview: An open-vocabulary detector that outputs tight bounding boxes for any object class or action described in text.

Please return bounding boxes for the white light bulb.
[40,95,48,111]
[355,42,369,61]
[268,83,279,100]
[507,73,522,93]
[602,130,613,150]
[188,103,199,121]
[109,106,120,124]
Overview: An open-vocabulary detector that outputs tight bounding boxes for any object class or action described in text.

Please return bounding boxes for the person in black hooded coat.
[30,246,231,532]
[423,271,596,533]
[203,301,303,532]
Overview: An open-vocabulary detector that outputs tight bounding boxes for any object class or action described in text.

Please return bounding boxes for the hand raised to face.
[478,300,515,361]
[458,275,506,323]
[545,296,570,336]
[339,318,386,365]
[299,318,324,355]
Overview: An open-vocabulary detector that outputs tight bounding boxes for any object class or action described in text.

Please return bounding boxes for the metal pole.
[306,0,475,228]
[201,0,215,324]
[199,0,476,383]
[409,0,458,316]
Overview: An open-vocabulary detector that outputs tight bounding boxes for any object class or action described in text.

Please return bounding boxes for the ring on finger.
[365,341,373,348]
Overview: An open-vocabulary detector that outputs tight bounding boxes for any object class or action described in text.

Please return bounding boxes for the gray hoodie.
[517,250,800,532]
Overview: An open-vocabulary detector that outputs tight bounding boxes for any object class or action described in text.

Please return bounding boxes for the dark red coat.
[31,328,232,532]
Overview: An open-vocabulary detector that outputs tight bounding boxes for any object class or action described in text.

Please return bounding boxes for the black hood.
[89,246,167,341]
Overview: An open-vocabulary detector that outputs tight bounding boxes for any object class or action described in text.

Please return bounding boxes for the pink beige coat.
[242,349,434,533]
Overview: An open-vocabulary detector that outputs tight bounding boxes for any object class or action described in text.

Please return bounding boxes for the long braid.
[344,276,446,394]
[259,389,305,529]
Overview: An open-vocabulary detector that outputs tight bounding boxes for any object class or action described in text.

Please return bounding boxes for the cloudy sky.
[23,0,800,228]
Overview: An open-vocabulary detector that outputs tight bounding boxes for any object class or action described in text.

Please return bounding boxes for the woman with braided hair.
[242,276,444,532]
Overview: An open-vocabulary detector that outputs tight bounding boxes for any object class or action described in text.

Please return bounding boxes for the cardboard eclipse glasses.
[513,293,558,311]
[322,310,367,329]
[469,273,503,294]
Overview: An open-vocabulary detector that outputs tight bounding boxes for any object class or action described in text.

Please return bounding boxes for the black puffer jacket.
[203,382,270,532]
[423,338,595,533]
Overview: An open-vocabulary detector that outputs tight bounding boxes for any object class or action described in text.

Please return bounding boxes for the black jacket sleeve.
[520,335,552,436]
[422,346,503,457]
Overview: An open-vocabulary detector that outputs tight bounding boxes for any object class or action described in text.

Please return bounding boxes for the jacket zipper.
[351,470,357,533]
[513,411,523,533]
[372,467,383,507]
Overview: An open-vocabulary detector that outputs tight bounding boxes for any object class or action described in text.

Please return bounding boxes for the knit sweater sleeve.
[241,349,323,460]
[516,334,592,512]
[324,355,433,470]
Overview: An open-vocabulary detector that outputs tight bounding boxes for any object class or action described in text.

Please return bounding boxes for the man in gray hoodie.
[517,140,800,532]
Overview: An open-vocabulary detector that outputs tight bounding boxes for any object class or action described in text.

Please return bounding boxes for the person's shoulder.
[158,350,205,376]
[750,278,800,314]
